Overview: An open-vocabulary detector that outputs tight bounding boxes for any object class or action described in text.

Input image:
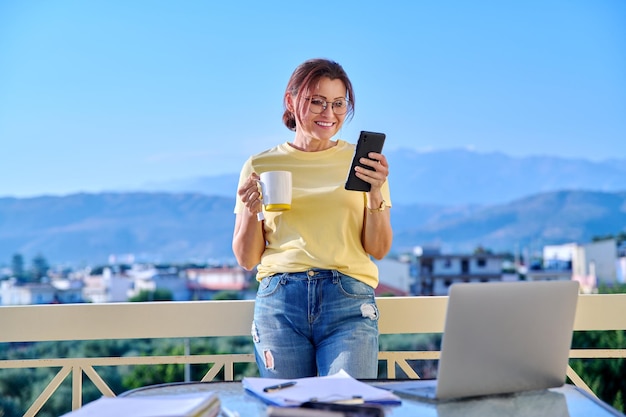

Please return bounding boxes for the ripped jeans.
[251,269,379,379]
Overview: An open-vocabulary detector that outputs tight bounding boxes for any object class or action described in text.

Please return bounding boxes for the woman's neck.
[290,135,337,152]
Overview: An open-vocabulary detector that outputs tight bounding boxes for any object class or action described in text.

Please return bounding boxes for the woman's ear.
[285,94,295,112]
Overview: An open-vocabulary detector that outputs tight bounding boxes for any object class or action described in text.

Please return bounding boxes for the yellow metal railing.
[1,294,625,416]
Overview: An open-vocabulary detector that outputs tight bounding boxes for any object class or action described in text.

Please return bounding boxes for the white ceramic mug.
[259,171,292,212]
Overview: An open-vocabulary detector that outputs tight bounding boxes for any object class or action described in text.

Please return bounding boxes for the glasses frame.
[305,96,351,115]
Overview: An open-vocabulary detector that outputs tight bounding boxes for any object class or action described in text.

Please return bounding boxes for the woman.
[232,58,392,379]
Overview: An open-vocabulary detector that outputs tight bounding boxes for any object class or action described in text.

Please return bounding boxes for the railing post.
[72,365,83,410]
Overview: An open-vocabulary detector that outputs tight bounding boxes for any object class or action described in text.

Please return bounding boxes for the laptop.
[384,280,580,402]
[433,390,570,417]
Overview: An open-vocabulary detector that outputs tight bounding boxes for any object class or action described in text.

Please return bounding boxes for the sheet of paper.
[242,369,401,407]
[59,392,220,417]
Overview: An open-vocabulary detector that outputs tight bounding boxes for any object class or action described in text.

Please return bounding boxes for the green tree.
[212,290,241,301]
[129,288,173,302]
[122,341,187,389]
[473,246,493,255]
[31,254,50,281]
[10,253,24,280]
[591,232,626,245]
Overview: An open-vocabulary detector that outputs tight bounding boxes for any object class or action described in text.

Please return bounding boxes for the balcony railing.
[1,294,625,417]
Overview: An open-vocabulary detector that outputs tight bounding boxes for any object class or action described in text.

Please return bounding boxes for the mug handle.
[256,180,264,221]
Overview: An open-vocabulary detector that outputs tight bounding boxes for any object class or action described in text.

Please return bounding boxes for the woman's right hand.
[237,172,263,216]
[233,172,266,270]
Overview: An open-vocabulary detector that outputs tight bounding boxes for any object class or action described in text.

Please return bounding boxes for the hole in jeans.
[263,350,275,370]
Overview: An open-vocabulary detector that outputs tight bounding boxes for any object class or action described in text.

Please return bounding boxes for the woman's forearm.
[232,213,266,270]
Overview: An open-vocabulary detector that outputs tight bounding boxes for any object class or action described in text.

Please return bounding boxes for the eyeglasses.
[305,96,350,115]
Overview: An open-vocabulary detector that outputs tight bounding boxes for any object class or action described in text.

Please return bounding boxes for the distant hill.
[1,190,625,265]
[139,149,626,205]
[0,193,235,265]
[391,190,626,254]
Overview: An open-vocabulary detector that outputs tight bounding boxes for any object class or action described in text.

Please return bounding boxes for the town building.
[408,246,509,296]
[186,266,250,300]
[0,278,83,305]
[542,238,623,293]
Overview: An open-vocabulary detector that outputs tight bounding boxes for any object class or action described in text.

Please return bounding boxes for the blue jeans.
[251,269,379,379]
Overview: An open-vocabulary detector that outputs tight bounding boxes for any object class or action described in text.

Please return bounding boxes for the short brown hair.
[282,58,355,131]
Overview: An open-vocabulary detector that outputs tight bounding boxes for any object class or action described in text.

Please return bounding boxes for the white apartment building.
[543,239,621,292]
[375,258,412,295]
[0,278,83,305]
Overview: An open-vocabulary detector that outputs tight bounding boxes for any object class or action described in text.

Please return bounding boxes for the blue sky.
[1,1,625,197]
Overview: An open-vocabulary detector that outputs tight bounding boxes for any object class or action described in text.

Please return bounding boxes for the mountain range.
[2,149,625,265]
[141,148,626,205]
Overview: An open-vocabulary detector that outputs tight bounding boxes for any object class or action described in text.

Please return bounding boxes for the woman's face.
[294,77,348,142]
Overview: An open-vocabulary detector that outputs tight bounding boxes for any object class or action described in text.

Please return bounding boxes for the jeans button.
[308,270,315,277]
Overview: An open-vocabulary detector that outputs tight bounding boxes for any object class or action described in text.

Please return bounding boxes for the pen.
[263,381,297,393]
[308,395,364,405]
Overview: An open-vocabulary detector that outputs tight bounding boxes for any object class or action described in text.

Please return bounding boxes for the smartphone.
[300,401,385,417]
[344,131,386,192]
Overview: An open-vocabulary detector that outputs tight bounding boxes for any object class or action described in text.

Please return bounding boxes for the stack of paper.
[60,392,221,417]
[242,369,401,407]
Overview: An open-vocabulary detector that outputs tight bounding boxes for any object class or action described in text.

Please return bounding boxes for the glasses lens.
[307,97,325,114]
[331,99,348,115]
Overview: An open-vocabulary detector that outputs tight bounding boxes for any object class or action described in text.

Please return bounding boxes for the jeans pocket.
[336,275,375,298]
[256,274,282,298]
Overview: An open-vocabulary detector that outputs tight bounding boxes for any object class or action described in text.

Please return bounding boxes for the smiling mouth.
[316,121,334,127]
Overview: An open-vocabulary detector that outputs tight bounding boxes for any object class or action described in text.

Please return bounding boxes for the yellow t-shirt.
[234,140,391,289]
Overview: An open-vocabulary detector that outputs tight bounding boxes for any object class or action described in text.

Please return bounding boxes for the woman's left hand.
[356,152,389,191]
[358,151,392,260]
